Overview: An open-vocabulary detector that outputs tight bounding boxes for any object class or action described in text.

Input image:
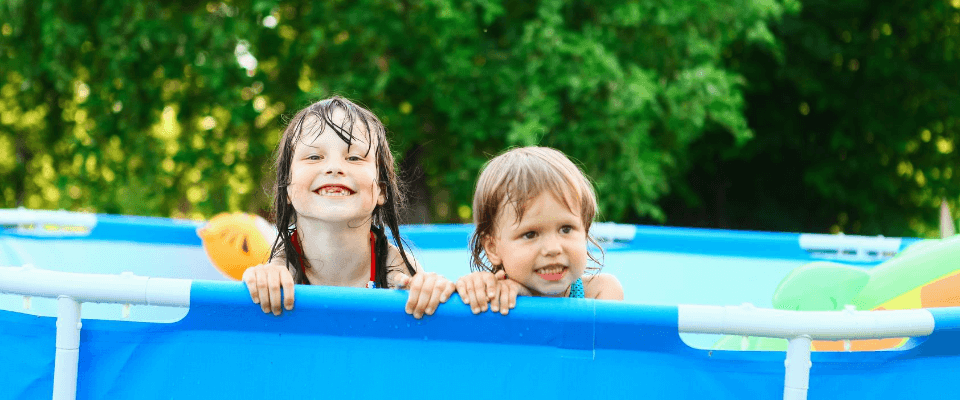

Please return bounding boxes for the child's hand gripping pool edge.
[396,272,456,319]
[456,270,530,315]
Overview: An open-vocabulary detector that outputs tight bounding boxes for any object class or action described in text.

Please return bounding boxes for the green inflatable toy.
[712,235,960,351]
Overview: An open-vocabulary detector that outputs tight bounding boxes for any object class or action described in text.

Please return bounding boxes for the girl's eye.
[560,226,573,234]
[522,231,537,239]
[347,155,363,161]
[307,155,321,161]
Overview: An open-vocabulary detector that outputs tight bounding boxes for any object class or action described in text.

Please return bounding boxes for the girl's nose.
[541,236,562,257]
[324,160,345,175]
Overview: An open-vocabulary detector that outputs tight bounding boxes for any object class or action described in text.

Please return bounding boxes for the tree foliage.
[0,1,264,217]
[665,0,960,237]
[0,0,790,223]
[14,1,957,238]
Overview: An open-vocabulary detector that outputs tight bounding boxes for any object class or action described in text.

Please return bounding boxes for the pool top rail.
[4,266,960,400]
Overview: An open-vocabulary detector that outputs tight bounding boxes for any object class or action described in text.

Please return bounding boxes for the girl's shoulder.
[385,242,422,273]
[582,273,624,301]
[382,242,421,289]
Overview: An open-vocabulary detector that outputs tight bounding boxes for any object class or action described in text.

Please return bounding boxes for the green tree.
[0,1,267,219]
[1,0,791,225]
[665,0,960,237]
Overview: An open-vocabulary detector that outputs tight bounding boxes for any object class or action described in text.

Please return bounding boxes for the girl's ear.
[482,235,502,266]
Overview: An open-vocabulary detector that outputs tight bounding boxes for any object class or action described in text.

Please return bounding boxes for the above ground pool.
[2,209,960,400]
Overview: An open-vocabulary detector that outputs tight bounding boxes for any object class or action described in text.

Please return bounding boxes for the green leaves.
[688,0,960,236]
[1,0,788,226]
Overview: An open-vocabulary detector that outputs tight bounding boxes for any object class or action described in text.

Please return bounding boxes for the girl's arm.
[582,273,624,301]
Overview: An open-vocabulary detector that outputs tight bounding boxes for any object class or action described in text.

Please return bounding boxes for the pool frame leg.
[54,296,81,400]
[783,335,812,400]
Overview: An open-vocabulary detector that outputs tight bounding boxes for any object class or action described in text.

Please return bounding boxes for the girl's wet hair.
[469,146,603,273]
[269,96,415,286]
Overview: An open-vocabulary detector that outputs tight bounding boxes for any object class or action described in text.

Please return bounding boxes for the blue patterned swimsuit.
[568,278,585,298]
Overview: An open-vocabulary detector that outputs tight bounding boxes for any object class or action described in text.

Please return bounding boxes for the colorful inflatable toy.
[197,213,277,280]
[715,234,960,351]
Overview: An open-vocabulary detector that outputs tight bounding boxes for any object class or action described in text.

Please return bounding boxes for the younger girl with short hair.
[456,147,623,314]
[243,96,454,319]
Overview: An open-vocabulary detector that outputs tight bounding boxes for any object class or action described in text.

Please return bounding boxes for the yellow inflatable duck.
[197,213,277,280]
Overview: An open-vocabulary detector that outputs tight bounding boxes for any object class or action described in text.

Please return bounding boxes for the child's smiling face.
[286,112,384,225]
[483,193,588,297]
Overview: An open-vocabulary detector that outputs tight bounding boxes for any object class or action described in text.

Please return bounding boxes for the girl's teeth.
[320,188,349,196]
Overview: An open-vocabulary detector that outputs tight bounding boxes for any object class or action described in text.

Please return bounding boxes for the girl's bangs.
[290,109,377,158]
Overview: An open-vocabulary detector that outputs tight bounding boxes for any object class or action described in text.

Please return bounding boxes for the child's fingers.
[404,275,423,315]
[424,282,445,316]
[280,269,295,311]
[490,283,501,313]
[497,283,510,315]
[413,274,436,319]
[440,280,455,303]
[268,270,283,315]
[255,268,271,314]
[242,267,260,304]
[502,282,517,314]
[477,282,489,312]
[470,278,488,313]
[455,279,469,304]
[481,272,497,300]
[463,278,479,313]
[494,270,506,280]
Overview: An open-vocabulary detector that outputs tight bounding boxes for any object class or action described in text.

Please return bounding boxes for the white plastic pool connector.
[798,233,902,261]
[591,222,637,242]
[0,266,191,307]
[53,296,81,400]
[677,303,934,340]
[0,208,98,235]
[783,335,812,400]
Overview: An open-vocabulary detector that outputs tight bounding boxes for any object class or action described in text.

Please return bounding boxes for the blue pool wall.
[4,282,960,399]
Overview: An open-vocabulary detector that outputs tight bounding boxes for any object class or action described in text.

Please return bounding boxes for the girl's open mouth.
[535,265,567,281]
[314,185,355,196]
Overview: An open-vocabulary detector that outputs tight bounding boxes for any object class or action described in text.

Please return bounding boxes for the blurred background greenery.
[0,0,957,237]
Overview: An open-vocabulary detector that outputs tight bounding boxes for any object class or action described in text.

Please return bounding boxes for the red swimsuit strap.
[290,229,307,277]
[369,231,376,284]
[291,230,377,285]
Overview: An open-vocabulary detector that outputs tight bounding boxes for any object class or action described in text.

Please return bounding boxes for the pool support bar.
[1,266,191,399]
